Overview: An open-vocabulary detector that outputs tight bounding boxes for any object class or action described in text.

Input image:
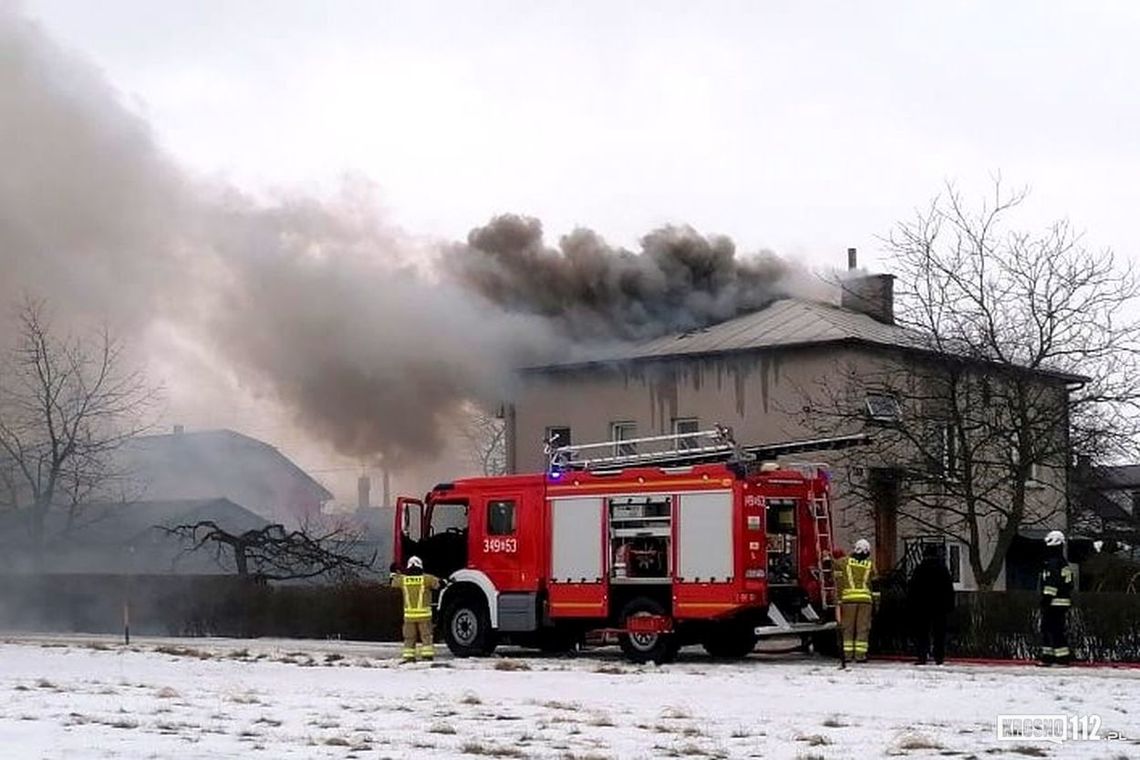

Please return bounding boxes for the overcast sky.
[22,0,1140,271]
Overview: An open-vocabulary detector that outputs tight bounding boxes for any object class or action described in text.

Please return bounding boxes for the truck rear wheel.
[442,593,497,658]
[701,622,758,659]
[618,597,678,665]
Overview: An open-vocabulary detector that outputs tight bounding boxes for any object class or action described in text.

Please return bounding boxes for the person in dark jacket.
[1039,530,1074,666]
[907,543,955,665]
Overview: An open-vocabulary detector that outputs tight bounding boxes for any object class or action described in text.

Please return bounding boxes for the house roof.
[1094,465,1140,490]
[526,297,1088,383]
[119,429,333,505]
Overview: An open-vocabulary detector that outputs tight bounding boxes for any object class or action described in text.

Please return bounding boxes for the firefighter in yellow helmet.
[391,556,442,662]
[834,538,880,663]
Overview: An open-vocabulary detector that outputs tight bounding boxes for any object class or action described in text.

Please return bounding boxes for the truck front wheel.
[442,594,497,658]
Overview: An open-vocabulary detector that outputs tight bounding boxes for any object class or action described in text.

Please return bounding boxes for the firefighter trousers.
[840,602,872,661]
[403,619,434,661]
[1040,606,1070,664]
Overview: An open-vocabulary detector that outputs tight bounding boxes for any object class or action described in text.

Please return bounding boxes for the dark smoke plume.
[0,9,810,466]
[453,215,794,341]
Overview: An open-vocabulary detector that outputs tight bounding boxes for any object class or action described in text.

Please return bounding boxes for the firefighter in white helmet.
[834,538,879,663]
[1039,530,1074,666]
[390,556,442,662]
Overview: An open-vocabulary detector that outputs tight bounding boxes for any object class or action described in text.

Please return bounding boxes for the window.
[487,500,516,535]
[939,424,960,480]
[948,544,962,585]
[672,418,700,449]
[429,502,468,536]
[905,538,962,587]
[865,393,901,423]
[545,426,571,448]
[1011,438,1042,486]
[611,421,638,456]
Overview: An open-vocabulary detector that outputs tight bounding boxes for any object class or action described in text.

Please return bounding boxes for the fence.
[871,589,1140,662]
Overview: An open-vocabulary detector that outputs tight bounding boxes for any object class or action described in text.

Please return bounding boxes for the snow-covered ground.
[1,635,1137,759]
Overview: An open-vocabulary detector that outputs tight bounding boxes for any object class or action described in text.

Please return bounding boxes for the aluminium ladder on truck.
[545,425,870,473]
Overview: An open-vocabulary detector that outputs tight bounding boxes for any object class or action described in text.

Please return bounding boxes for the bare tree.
[0,298,156,568]
[459,402,508,476]
[164,519,376,582]
[804,181,1140,589]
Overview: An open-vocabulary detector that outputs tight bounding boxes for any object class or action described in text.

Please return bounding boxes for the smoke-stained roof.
[526,298,1087,384]
[527,298,916,368]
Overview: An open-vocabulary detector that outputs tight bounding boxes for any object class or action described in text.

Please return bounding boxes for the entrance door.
[869,469,900,572]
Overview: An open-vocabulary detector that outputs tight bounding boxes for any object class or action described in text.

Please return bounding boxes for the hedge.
[4,574,1139,661]
[871,589,1140,662]
[0,574,404,641]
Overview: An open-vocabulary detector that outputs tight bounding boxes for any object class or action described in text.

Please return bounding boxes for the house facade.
[506,277,1077,590]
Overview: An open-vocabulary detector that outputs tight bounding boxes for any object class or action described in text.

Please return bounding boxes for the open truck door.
[393,496,424,572]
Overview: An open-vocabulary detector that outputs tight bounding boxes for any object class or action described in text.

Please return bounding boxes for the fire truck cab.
[393,428,851,663]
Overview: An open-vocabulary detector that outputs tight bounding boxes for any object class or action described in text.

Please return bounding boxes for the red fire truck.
[393,427,863,663]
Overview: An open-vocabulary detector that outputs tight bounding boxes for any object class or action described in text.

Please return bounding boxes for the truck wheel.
[701,622,758,659]
[618,598,677,665]
[442,594,497,657]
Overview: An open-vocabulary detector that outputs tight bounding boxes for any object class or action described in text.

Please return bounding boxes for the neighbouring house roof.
[1093,465,1140,491]
[0,498,270,575]
[113,429,333,522]
[525,297,1088,384]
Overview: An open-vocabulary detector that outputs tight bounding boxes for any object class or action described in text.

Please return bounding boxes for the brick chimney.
[841,247,895,325]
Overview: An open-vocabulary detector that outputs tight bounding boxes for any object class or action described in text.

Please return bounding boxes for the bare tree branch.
[0,297,158,568]
[163,519,376,582]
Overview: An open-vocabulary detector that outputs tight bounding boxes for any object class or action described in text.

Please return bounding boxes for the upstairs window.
[865,393,901,423]
[1011,436,1043,487]
[672,418,700,450]
[938,423,961,481]
[545,426,571,448]
[611,421,638,456]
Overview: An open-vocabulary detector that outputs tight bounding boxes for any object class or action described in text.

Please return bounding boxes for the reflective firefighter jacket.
[391,572,441,621]
[1040,556,1074,608]
[835,556,878,604]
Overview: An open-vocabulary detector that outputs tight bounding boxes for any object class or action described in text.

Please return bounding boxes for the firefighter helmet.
[853,538,871,555]
[407,555,424,570]
[1044,530,1065,547]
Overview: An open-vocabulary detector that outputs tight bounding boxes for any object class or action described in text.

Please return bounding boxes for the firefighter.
[391,556,442,662]
[835,538,878,663]
[907,543,954,665]
[1039,530,1074,666]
